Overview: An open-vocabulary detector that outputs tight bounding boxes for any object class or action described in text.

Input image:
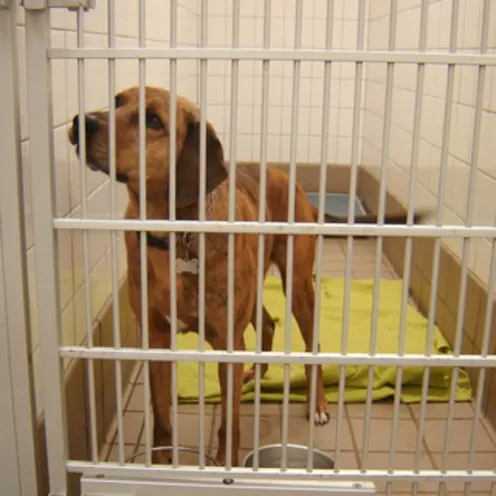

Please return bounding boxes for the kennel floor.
[102,238,496,496]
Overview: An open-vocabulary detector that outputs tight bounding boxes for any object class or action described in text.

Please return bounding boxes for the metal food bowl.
[243,444,334,469]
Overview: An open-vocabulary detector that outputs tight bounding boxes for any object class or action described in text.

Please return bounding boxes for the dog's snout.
[71,114,100,144]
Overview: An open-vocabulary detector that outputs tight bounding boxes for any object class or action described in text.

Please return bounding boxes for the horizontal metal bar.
[21,0,95,9]
[54,218,496,239]
[48,47,496,66]
[59,346,496,368]
[68,461,496,483]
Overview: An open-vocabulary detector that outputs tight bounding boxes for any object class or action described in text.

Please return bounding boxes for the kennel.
[1,0,496,495]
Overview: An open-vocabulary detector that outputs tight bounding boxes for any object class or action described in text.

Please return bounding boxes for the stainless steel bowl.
[243,444,334,469]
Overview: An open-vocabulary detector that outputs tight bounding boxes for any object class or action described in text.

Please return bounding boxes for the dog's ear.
[175,120,227,208]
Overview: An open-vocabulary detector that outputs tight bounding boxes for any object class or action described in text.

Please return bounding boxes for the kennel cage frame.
[1,0,496,494]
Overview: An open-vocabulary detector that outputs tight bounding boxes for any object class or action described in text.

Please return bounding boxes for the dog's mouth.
[75,145,129,184]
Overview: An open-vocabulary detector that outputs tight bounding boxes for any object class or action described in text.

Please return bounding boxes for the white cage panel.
[0,0,495,496]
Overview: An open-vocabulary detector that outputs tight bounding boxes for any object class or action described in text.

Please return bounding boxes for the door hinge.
[20,0,95,10]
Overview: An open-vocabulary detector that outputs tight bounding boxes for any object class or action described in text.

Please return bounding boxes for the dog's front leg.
[211,335,244,467]
[148,321,173,465]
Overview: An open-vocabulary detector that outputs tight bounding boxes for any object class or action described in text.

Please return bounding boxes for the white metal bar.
[0,6,39,495]
[387,0,428,489]
[25,8,69,494]
[0,243,24,496]
[336,0,366,468]
[137,0,152,467]
[464,7,496,496]
[442,1,490,489]
[281,0,303,472]
[306,0,333,472]
[413,2,460,492]
[107,0,124,467]
[168,0,180,470]
[225,0,239,472]
[53,218,496,238]
[76,7,99,464]
[381,2,399,486]
[252,0,271,472]
[364,0,397,473]
[48,47,496,66]
[463,240,496,494]
[197,0,208,470]
[60,347,496,367]
[69,461,496,483]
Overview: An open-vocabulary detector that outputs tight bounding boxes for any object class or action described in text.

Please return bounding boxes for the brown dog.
[68,85,422,466]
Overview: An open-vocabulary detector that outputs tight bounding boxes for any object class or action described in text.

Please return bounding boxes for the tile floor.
[101,238,496,496]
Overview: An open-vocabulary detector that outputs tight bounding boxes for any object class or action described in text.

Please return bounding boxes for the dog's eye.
[115,95,123,108]
[145,111,163,131]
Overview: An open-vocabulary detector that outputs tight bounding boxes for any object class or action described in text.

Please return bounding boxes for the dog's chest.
[157,256,200,332]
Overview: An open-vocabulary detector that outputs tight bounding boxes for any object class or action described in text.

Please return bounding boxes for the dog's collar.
[137,231,196,254]
[137,232,170,251]
[137,190,218,253]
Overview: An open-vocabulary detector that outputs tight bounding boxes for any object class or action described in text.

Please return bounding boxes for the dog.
[68,85,424,466]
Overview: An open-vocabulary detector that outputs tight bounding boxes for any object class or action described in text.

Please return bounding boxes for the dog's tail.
[311,205,431,225]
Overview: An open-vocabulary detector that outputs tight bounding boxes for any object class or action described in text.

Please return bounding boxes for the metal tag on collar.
[176,258,199,275]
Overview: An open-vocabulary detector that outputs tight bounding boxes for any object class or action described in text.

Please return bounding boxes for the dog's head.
[68,86,227,208]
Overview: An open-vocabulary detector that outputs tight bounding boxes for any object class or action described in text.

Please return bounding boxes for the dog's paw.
[152,449,172,465]
[306,410,330,425]
[314,411,330,425]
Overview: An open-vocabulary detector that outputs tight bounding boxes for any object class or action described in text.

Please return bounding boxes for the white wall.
[204,0,361,164]
[15,0,199,418]
[361,0,496,287]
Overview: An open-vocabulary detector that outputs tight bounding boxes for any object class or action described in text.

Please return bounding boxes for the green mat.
[175,277,472,404]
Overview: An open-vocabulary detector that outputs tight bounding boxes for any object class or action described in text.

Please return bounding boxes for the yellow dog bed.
[175,277,472,404]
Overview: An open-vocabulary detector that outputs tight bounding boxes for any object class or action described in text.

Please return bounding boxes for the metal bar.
[376,6,399,496]
[59,347,496,367]
[388,0,428,489]
[22,0,96,8]
[225,0,240,472]
[48,47,496,66]
[306,0,333,472]
[106,0,124,467]
[0,5,39,495]
[0,244,23,496]
[137,0,152,467]
[464,239,496,496]
[53,218,496,238]
[69,461,496,482]
[168,0,180,470]
[76,7,99,464]
[25,8,69,494]
[336,0,366,468]
[443,1,490,490]
[252,0,271,472]
[197,0,208,470]
[281,0,303,472]
[413,1,460,491]
[462,0,496,496]
[364,0,397,472]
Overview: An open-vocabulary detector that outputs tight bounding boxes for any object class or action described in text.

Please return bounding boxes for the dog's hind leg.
[271,236,330,425]
[243,305,276,384]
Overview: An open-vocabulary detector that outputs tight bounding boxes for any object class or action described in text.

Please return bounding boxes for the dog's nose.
[71,114,100,144]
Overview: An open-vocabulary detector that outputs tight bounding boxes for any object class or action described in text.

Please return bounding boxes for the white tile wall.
[200,0,360,164]
[361,0,496,287]
[17,0,199,418]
